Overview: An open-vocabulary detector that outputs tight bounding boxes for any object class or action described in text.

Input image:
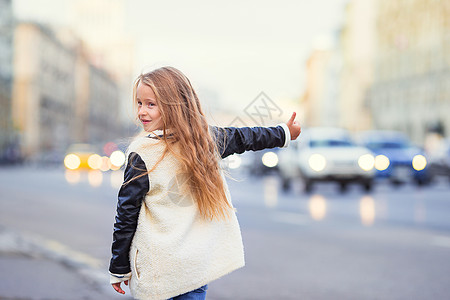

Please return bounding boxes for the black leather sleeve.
[109,152,149,274]
[210,125,286,159]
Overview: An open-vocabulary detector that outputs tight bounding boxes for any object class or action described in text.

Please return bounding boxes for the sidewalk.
[0,227,131,300]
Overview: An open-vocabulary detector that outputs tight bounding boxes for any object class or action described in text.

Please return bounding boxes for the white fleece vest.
[127,136,245,300]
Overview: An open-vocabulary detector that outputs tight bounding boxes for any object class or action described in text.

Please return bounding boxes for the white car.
[278,127,375,193]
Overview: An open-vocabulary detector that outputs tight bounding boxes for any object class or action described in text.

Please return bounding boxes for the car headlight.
[308,154,326,172]
[99,156,112,172]
[412,155,427,171]
[110,150,126,168]
[358,154,375,171]
[88,154,102,170]
[262,152,278,168]
[375,154,390,171]
[64,154,81,170]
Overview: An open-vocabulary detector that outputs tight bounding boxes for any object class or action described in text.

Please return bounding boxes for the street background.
[1,0,450,299]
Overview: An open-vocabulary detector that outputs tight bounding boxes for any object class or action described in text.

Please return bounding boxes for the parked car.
[356,130,429,186]
[278,127,375,193]
[427,138,450,182]
[64,143,98,170]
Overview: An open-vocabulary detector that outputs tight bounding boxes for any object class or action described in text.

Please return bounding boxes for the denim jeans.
[167,284,208,300]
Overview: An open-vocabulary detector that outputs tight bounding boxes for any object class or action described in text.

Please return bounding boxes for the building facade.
[69,0,135,129]
[366,0,450,143]
[87,65,120,144]
[12,23,77,160]
[0,0,15,162]
[302,37,341,127]
[339,0,376,132]
[12,22,121,161]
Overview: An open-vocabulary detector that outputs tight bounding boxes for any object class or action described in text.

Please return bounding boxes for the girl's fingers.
[112,283,125,294]
[287,112,296,125]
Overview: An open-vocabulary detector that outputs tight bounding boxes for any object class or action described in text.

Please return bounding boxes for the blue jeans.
[167,284,208,300]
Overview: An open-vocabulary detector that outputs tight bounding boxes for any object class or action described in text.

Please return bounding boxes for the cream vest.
[127,136,245,300]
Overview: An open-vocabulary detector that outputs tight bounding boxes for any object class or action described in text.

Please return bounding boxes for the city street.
[1,166,450,299]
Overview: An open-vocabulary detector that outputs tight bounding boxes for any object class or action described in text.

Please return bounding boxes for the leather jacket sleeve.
[109,152,149,274]
[210,125,287,159]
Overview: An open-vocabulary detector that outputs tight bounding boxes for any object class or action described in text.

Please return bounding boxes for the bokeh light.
[358,154,375,171]
[88,170,103,187]
[308,154,326,172]
[99,156,112,172]
[227,155,242,169]
[110,150,126,168]
[87,154,102,170]
[308,194,327,221]
[262,152,279,168]
[360,196,375,226]
[412,155,427,171]
[375,155,390,171]
[64,154,81,170]
[64,170,81,184]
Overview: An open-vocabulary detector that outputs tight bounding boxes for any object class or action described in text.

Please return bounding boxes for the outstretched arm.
[211,112,301,159]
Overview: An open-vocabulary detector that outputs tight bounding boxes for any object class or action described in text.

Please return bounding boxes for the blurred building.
[87,65,121,144]
[73,45,121,145]
[12,22,77,160]
[0,0,15,162]
[339,0,376,132]
[69,0,135,129]
[366,0,450,144]
[12,22,121,162]
[302,36,341,127]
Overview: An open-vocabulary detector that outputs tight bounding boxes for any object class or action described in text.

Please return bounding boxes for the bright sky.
[14,0,348,116]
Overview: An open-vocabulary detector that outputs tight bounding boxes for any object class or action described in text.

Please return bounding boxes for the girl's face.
[136,82,163,132]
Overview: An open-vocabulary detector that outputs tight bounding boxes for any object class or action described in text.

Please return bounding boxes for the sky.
[13,0,348,118]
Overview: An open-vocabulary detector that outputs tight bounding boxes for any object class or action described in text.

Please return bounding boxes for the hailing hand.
[286,112,301,140]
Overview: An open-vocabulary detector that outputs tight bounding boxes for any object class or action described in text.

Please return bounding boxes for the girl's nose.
[138,107,147,116]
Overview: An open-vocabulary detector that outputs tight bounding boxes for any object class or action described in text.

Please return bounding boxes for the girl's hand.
[286,112,301,140]
[112,280,128,294]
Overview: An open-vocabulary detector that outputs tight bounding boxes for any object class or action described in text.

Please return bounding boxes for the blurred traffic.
[278,127,375,193]
[223,126,450,194]
[59,141,127,188]
[63,143,125,172]
[356,130,429,186]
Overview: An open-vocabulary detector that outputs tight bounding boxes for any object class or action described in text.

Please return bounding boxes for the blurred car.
[278,127,375,193]
[64,143,97,170]
[246,148,281,176]
[427,138,450,182]
[357,130,429,186]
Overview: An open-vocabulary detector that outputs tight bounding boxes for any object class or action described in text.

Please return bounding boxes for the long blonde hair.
[132,66,232,221]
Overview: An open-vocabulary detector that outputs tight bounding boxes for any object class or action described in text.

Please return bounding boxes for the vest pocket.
[133,249,141,280]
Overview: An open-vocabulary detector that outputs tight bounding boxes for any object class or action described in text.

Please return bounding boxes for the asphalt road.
[1,166,450,299]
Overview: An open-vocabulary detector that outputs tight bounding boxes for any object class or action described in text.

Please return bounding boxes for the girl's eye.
[137,101,142,106]
[148,102,156,107]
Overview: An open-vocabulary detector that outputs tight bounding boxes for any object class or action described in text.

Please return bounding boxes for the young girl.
[109,66,301,300]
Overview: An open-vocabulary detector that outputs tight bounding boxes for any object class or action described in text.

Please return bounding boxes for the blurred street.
[1,0,450,299]
[1,166,450,299]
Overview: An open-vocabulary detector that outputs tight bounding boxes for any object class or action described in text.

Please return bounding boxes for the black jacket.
[109,125,287,274]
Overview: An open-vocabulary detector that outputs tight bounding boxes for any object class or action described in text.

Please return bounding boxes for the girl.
[109,66,301,300]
